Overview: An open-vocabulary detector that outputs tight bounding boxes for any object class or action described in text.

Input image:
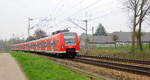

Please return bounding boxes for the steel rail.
[73,57,150,77]
[77,55,150,65]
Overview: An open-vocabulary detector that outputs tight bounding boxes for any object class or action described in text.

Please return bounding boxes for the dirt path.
[0,53,27,80]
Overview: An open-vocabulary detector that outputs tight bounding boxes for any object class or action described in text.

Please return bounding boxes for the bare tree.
[137,0,150,51]
[112,35,119,48]
[124,0,150,51]
[125,0,139,52]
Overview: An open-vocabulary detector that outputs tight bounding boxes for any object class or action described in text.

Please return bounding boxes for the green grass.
[0,50,8,53]
[10,51,92,80]
[80,44,150,60]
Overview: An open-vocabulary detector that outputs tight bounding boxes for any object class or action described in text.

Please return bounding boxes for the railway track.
[73,57,150,77]
[77,55,150,65]
[35,53,150,77]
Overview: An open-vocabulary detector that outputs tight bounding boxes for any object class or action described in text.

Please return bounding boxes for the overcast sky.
[0,0,149,40]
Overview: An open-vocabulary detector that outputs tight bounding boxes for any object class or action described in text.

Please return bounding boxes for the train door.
[52,37,60,52]
[46,38,51,52]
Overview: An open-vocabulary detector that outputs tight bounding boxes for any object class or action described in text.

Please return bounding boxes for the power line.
[57,0,115,28]
[87,9,115,21]
[69,0,120,21]
[52,0,86,23]
[50,0,102,29]
[53,0,101,22]
[52,0,65,17]
[70,5,119,22]
[67,18,86,31]
[48,0,119,32]
[67,0,102,18]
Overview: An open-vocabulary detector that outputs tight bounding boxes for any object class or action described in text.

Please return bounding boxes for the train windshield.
[63,32,76,46]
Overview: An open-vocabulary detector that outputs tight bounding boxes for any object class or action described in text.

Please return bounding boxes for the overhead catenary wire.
[51,0,84,22]
[53,0,117,26]
[54,0,102,23]
[50,0,103,29]
[45,0,86,30]
[67,0,102,18]
[69,0,121,21]
[41,0,120,34]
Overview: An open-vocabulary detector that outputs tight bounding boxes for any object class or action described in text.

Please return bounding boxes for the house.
[80,34,114,47]
[112,32,150,44]
[79,32,150,47]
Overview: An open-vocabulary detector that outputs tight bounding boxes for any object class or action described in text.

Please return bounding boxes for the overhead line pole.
[28,17,35,37]
[83,19,88,54]
[83,20,88,47]
[92,26,94,41]
[67,18,89,54]
[28,17,30,37]
[67,18,88,42]
[83,20,88,37]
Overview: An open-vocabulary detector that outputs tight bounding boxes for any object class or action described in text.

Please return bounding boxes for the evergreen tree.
[34,29,47,39]
[26,36,35,41]
[94,23,107,36]
[26,29,47,41]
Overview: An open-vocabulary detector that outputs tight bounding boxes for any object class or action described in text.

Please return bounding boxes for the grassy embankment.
[80,44,150,60]
[0,50,8,53]
[10,51,93,80]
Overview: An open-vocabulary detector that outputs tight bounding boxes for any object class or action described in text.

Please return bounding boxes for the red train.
[11,30,80,57]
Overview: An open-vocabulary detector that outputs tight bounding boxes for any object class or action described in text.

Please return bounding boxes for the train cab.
[62,32,80,56]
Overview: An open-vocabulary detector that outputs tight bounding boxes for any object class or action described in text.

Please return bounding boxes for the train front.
[62,32,80,57]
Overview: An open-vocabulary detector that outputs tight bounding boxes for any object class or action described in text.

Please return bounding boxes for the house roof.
[80,34,113,43]
[112,32,132,42]
[79,32,150,43]
[112,32,150,42]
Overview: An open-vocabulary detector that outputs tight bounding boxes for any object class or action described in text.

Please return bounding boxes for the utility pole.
[92,26,94,35]
[67,18,89,54]
[12,33,15,44]
[92,26,94,41]
[83,19,89,54]
[83,19,88,41]
[83,20,88,36]
[28,17,33,37]
[28,18,30,37]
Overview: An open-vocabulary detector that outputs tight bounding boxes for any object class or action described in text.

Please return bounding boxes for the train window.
[39,43,41,47]
[41,43,43,47]
[42,42,45,47]
[34,44,36,47]
[47,41,51,47]
[43,42,46,47]
[45,42,47,47]
[40,43,42,47]
[50,41,57,47]
[36,44,38,47]
[50,41,54,47]
[33,44,36,48]
[37,43,40,48]
[44,42,46,47]
[62,32,76,36]
[54,41,57,47]
[38,43,41,48]
[41,42,43,47]
[63,32,76,46]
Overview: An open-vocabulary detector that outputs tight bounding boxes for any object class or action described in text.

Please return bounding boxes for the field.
[0,50,7,53]
[80,44,150,60]
[10,51,91,80]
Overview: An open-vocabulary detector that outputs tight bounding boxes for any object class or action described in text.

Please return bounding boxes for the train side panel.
[11,32,80,57]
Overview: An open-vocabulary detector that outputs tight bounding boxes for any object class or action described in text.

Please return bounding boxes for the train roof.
[12,36,51,46]
[12,31,77,46]
[52,29,69,35]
